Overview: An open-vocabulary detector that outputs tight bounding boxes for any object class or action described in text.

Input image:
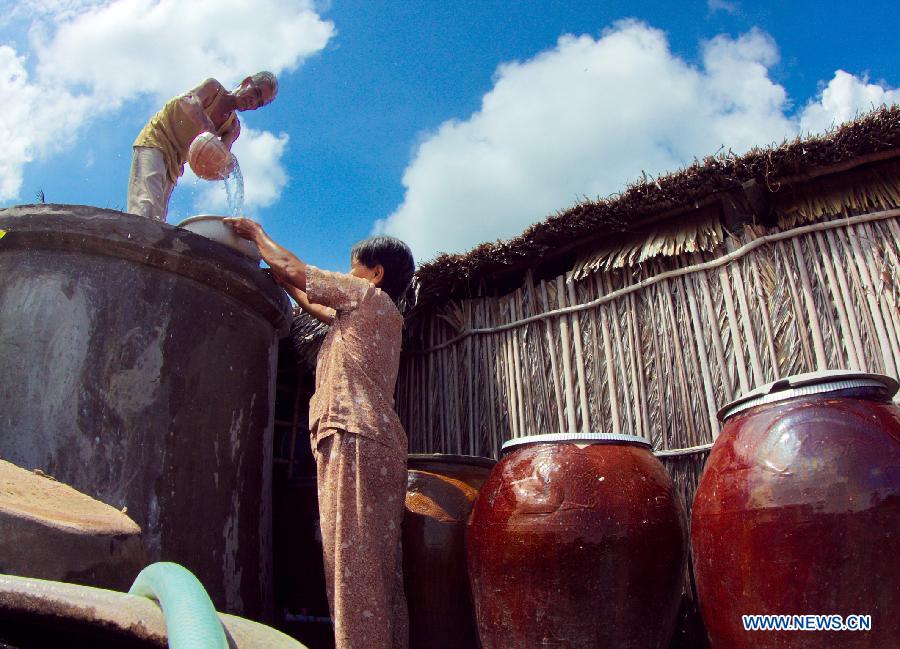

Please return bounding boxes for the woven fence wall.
[397,196,900,503]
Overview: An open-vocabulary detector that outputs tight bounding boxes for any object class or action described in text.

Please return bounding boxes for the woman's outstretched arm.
[224,217,307,290]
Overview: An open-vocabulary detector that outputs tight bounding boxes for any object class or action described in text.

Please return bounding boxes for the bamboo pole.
[813,231,861,369]
[421,332,428,449]
[730,253,765,384]
[606,275,637,436]
[401,352,411,443]
[485,310,499,457]
[654,443,715,457]
[833,227,882,373]
[407,354,415,442]
[646,284,666,447]
[566,275,591,432]
[450,325,461,454]
[683,274,720,439]
[623,289,644,438]
[474,302,487,454]
[778,241,815,370]
[694,261,732,403]
[523,276,548,434]
[595,276,622,436]
[432,322,441,451]
[860,222,900,372]
[466,306,475,454]
[792,237,827,369]
[717,263,751,394]
[659,277,693,448]
[510,291,528,437]
[493,300,507,449]
[408,340,415,444]
[878,219,900,348]
[411,336,418,448]
[670,273,706,447]
[556,276,579,433]
[501,298,519,439]
[540,281,567,434]
[628,291,651,439]
[809,247,842,364]
[416,342,423,448]
[586,281,609,434]
[440,322,451,451]
[426,319,434,451]
[436,321,446,452]
[521,287,542,435]
[652,288,672,448]
[514,286,540,435]
[844,224,898,376]
[496,301,509,442]
[746,249,781,379]
[832,227,868,369]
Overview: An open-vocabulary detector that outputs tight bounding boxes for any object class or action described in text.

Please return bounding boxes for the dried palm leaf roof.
[414,105,900,306]
[287,308,329,369]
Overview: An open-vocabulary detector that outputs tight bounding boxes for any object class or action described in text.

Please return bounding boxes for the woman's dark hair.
[351,236,415,307]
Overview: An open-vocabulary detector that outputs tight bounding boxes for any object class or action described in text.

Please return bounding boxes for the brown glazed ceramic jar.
[403,453,496,649]
[467,433,688,649]
[691,370,900,648]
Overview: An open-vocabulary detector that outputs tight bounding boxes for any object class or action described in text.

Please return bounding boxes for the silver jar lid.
[717,370,898,422]
[501,432,652,451]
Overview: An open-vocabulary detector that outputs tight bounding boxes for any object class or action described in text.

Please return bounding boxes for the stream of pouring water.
[224,157,245,217]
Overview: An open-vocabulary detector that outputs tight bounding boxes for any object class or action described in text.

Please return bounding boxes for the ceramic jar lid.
[502,432,652,452]
[717,369,899,422]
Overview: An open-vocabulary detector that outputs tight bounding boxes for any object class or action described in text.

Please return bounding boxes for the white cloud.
[376,21,796,262]
[708,0,739,14]
[5,0,100,24]
[32,0,335,106]
[377,22,898,262]
[186,127,290,216]
[799,70,899,134]
[0,44,91,200]
[0,0,333,201]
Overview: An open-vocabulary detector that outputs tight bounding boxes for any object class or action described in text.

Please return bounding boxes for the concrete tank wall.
[0,205,292,620]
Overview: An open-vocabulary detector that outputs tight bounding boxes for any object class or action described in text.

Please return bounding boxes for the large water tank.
[0,205,292,619]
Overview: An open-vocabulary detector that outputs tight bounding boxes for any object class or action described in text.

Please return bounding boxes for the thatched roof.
[287,105,899,362]
[414,105,900,306]
[288,308,329,369]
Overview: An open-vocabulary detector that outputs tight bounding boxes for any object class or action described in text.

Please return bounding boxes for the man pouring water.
[127,72,278,222]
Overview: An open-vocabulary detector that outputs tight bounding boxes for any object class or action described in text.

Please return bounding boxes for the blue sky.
[1,1,897,272]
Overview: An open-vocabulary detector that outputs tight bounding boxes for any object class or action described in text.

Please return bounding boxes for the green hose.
[129,562,228,649]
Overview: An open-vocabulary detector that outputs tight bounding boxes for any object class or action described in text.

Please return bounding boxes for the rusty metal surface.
[0,574,307,648]
[0,205,293,619]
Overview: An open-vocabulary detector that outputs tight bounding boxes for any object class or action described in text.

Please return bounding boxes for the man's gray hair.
[251,71,278,104]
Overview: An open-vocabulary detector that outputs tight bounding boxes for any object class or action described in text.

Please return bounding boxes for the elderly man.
[127,72,278,221]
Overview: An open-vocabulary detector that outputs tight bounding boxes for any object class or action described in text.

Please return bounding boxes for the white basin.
[176,215,261,262]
